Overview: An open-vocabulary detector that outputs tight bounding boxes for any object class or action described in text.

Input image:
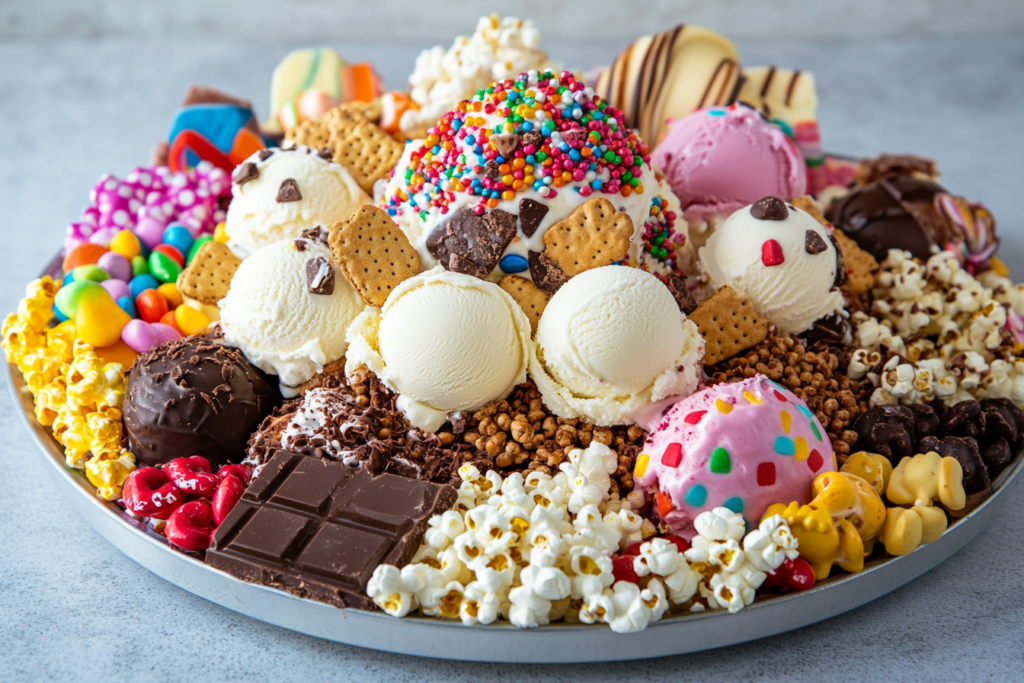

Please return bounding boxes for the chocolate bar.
[207,450,457,608]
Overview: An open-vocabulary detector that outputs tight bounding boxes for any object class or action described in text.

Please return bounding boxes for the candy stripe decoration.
[635,374,834,540]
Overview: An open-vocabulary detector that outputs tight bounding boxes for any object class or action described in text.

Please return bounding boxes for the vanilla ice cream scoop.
[345,266,532,432]
[225,145,370,257]
[220,237,366,397]
[529,266,705,426]
[699,197,845,335]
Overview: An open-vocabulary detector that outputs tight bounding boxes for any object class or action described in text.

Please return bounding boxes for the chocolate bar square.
[207,450,457,609]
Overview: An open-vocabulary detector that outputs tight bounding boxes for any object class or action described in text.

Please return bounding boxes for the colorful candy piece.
[158,282,183,308]
[168,104,264,173]
[116,295,137,318]
[131,255,150,278]
[165,456,220,498]
[100,278,131,301]
[159,310,181,333]
[72,264,109,283]
[93,339,139,368]
[213,222,228,243]
[135,289,169,323]
[635,374,834,540]
[129,274,161,300]
[109,229,141,259]
[62,243,108,273]
[54,280,132,347]
[165,500,217,551]
[135,212,168,250]
[97,251,132,282]
[163,224,194,258]
[174,304,210,335]
[122,467,184,520]
[153,243,185,267]
[149,251,182,284]
[122,319,183,354]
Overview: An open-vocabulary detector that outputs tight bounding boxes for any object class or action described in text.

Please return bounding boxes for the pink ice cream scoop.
[651,104,807,223]
[634,374,834,539]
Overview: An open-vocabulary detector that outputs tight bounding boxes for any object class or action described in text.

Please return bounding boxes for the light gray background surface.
[1,26,1023,683]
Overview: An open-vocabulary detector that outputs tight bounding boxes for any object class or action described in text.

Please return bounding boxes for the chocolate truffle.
[124,337,276,468]
[853,405,916,463]
[825,175,955,262]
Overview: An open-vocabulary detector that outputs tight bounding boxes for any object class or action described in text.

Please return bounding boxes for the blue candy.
[53,306,69,322]
[129,274,161,300]
[116,295,138,318]
[499,254,529,274]
[163,224,194,257]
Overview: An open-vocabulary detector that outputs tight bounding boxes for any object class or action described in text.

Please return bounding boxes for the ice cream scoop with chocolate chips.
[698,196,846,335]
[224,144,370,257]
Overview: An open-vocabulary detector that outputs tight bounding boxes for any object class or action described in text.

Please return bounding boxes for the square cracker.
[689,285,769,366]
[287,118,331,150]
[328,205,420,307]
[326,117,404,195]
[541,197,633,277]
[499,275,550,334]
[177,241,242,306]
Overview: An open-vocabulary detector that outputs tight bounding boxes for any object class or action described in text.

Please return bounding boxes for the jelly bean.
[212,474,245,525]
[109,229,141,259]
[62,243,108,272]
[62,272,75,286]
[213,221,228,243]
[131,255,150,277]
[158,282,183,308]
[151,322,182,345]
[499,253,528,273]
[175,304,210,335]
[122,319,159,353]
[53,306,69,322]
[77,293,131,347]
[153,243,185,267]
[149,251,182,284]
[100,278,130,302]
[116,295,137,318]
[72,264,109,283]
[129,274,161,300]
[163,224,194,257]
[94,339,138,368]
[97,251,132,282]
[159,310,181,333]
[136,289,169,323]
[186,235,213,264]
[135,214,167,250]
[55,280,103,318]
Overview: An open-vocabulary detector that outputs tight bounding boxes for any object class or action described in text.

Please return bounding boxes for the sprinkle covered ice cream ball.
[383,69,658,279]
[635,374,835,539]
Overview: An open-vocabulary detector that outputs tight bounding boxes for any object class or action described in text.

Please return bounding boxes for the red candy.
[153,243,185,267]
[212,474,245,525]
[165,456,220,498]
[663,534,691,554]
[761,239,785,266]
[122,467,184,520]
[217,464,251,487]
[763,556,816,592]
[611,554,639,584]
[165,500,217,551]
[136,288,169,323]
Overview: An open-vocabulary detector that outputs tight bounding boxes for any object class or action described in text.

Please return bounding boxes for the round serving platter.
[9,258,1024,662]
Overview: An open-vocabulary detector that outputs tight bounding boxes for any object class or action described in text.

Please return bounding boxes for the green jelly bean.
[131,255,149,277]
[72,264,109,283]
[186,235,213,265]
[149,251,182,284]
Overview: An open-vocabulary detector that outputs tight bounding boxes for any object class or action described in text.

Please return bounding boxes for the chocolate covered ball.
[853,405,916,463]
[124,337,277,468]
[825,175,954,262]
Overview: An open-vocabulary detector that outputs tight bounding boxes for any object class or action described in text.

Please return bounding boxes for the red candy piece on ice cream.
[761,239,785,266]
[122,467,184,520]
[165,500,217,551]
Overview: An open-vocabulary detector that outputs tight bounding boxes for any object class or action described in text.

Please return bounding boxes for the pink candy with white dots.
[65,161,230,252]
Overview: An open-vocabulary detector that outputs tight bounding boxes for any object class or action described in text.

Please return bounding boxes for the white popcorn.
[709,538,746,572]
[567,442,617,496]
[366,565,413,617]
[422,581,467,619]
[473,547,516,592]
[571,504,622,553]
[607,581,654,634]
[437,545,472,583]
[508,585,551,628]
[632,538,681,577]
[568,545,615,599]
[743,515,798,572]
[520,564,571,601]
[604,509,644,550]
[459,582,504,626]
[424,509,465,549]
[710,570,758,613]
[693,507,746,542]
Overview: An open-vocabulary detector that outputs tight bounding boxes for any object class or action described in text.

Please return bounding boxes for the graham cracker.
[177,241,242,307]
[499,275,549,334]
[833,229,878,295]
[328,205,420,307]
[326,116,404,195]
[541,198,633,277]
[287,118,331,149]
[689,285,769,365]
